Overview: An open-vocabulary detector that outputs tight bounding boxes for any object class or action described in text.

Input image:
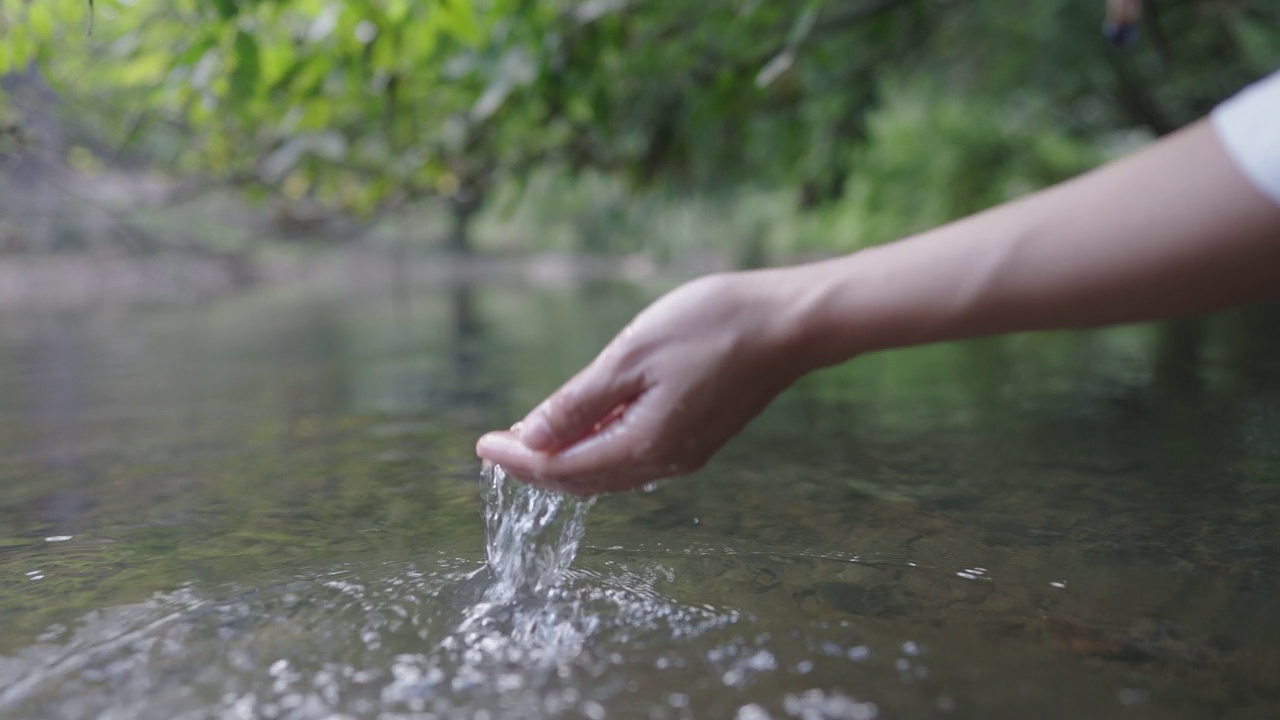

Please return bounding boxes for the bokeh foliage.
[1,0,1278,251]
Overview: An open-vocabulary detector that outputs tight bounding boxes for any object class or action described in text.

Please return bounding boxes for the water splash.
[0,560,747,719]
[480,463,595,603]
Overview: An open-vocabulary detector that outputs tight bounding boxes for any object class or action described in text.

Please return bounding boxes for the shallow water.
[0,275,1278,719]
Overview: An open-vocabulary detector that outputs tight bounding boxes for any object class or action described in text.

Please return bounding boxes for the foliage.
[824,79,1104,250]
[467,77,1106,263]
[0,0,1278,252]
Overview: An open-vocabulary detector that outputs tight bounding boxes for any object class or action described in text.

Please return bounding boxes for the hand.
[474,118,1280,497]
[475,270,816,495]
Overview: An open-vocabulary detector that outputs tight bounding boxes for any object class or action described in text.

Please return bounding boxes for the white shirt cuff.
[1211,69,1280,207]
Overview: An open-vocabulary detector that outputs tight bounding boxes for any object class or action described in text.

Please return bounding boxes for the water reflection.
[30,316,95,535]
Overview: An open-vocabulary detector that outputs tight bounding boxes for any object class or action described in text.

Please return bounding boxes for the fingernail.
[519,415,554,450]
[476,432,521,458]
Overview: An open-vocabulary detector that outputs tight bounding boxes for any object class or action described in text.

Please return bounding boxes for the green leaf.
[229,30,261,106]
[1,25,33,75]
[438,0,483,45]
[175,36,217,67]
[212,0,239,21]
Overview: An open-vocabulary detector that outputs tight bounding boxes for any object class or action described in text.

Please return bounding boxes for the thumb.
[518,361,644,452]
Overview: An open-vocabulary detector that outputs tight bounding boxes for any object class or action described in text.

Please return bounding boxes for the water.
[0,271,1278,718]
[480,463,594,603]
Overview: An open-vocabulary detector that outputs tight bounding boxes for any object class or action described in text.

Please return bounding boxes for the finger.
[476,431,670,496]
[493,391,677,490]
[543,397,661,476]
[476,430,535,468]
[518,359,644,451]
[524,465,668,496]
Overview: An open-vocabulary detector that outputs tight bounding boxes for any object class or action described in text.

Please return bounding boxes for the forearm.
[785,120,1280,367]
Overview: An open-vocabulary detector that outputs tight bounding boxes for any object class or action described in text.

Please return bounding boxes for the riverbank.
[0,249,674,308]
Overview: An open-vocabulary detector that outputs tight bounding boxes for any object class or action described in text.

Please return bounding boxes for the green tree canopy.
[2,0,1278,243]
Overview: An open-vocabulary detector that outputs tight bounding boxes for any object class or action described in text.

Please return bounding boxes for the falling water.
[480,463,595,604]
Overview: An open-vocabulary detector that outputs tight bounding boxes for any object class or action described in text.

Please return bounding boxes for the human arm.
[785,118,1280,366]
[476,110,1280,496]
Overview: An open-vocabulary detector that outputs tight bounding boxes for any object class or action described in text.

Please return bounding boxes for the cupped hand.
[475,270,817,495]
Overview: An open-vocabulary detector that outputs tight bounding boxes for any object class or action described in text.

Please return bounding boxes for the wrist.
[746,262,867,375]
[758,231,979,369]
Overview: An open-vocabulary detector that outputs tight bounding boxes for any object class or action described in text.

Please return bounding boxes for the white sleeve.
[1211,70,1280,207]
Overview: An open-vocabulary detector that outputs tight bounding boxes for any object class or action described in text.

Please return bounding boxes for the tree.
[2,0,1277,252]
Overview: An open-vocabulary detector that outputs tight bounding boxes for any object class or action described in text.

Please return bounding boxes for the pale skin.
[475,120,1280,495]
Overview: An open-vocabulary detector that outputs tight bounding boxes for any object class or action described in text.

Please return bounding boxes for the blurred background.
[1,0,1277,298]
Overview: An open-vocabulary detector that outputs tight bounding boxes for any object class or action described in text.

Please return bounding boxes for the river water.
[0,274,1278,719]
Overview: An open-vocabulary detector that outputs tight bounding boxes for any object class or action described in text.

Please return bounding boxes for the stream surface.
[0,273,1279,719]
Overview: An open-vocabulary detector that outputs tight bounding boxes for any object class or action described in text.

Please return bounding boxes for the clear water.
[0,272,1278,719]
[480,463,594,604]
